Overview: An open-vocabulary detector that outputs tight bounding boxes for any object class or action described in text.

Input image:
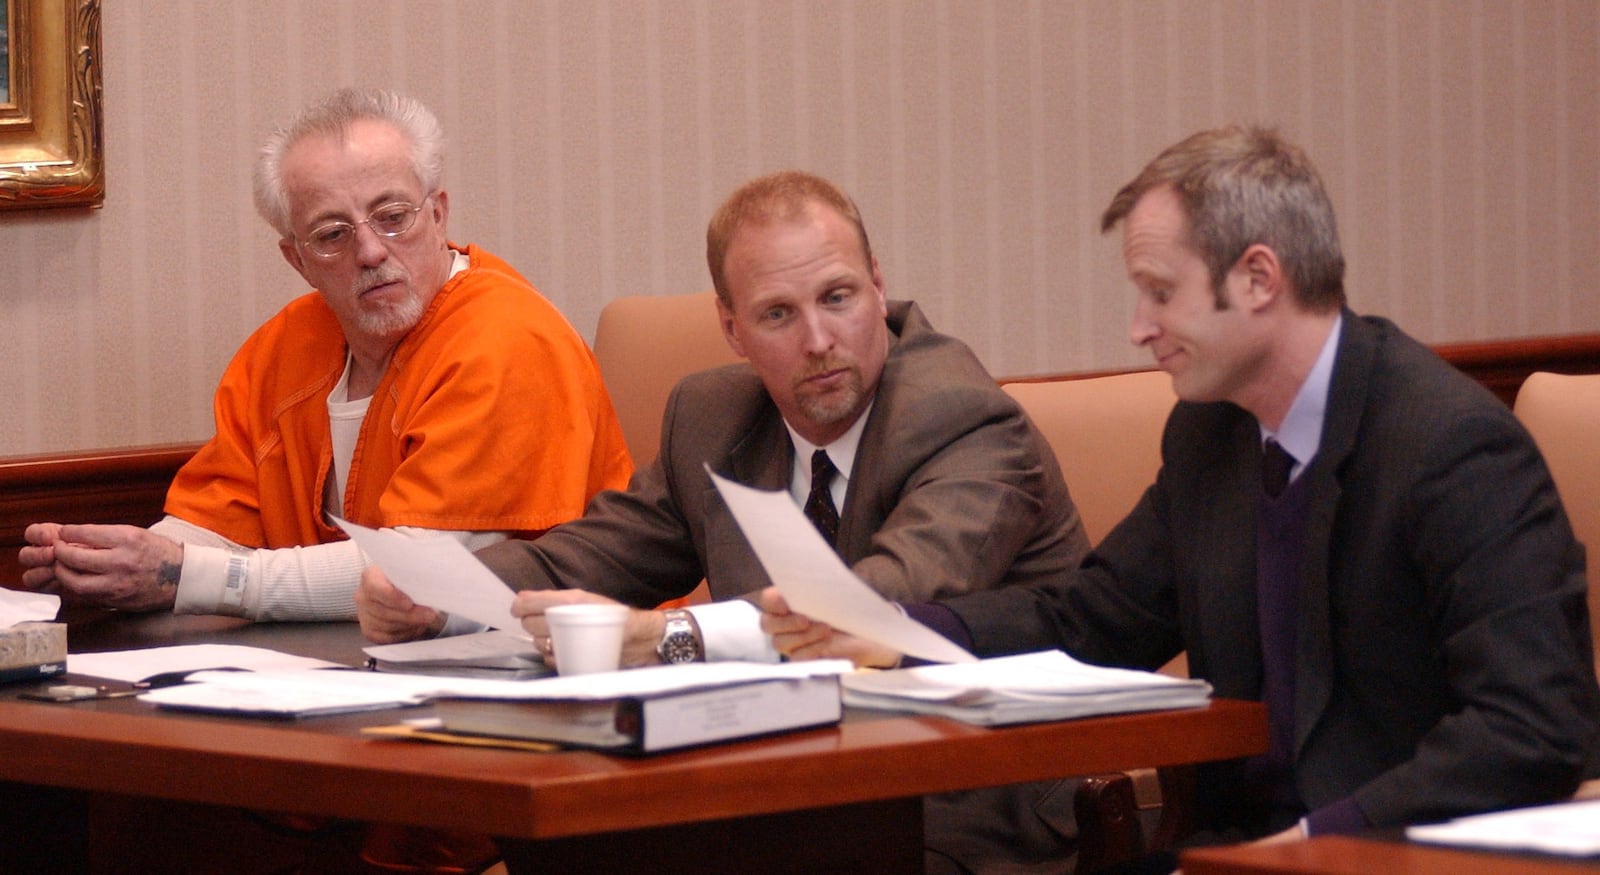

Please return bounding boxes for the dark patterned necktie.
[1262,438,1294,498]
[804,449,841,546]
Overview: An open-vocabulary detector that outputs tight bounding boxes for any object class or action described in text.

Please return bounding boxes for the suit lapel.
[724,405,793,490]
[1292,311,1376,758]
[1194,413,1270,698]
[834,406,883,563]
[699,402,794,596]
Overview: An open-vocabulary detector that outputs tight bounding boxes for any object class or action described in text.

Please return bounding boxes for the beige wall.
[2,0,1597,456]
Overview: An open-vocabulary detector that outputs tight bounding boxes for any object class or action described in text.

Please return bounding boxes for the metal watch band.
[657,608,704,663]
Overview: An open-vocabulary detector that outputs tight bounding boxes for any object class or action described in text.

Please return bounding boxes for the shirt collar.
[1261,313,1342,473]
[786,401,873,503]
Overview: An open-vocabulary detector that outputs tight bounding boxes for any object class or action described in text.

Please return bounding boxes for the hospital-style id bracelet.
[222,554,248,609]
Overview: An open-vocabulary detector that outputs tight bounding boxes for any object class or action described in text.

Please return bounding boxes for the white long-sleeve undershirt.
[163,515,506,621]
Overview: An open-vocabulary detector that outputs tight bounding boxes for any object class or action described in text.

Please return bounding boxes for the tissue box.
[0,622,67,684]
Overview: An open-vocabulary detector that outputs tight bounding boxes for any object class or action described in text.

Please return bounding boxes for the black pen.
[132,666,249,689]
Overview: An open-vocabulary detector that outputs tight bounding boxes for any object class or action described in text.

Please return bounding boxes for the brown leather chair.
[1001,371,1190,871]
[1514,371,1600,678]
[592,291,742,608]
[1002,371,1175,546]
[1514,371,1600,803]
[592,291,742,467]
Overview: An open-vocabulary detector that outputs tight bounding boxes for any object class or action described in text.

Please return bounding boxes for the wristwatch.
[657,608,705,664]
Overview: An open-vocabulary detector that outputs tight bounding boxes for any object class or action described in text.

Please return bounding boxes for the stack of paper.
[363,630,551,679]
[840,650,1212,726]
[1406,798,1600,856]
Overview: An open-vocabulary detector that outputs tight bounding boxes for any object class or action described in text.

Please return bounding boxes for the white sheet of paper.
[1406,798,1600,856]
[334,518,522,633]
[137,668,435,716]
[363,629,537,663]
[67,644,341,683]
[0,589,59,628]
[708,468,976,664]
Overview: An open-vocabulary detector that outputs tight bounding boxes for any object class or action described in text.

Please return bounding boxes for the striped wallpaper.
[1,0,1597,455]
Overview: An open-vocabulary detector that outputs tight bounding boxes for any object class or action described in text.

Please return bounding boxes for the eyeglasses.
[296,197,430,259]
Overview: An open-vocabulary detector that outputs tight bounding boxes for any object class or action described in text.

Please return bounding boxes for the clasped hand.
[19,523,185,612]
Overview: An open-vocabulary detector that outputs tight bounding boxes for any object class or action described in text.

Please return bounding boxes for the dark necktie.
[1262,438,1294,498]
[804,449,841,546]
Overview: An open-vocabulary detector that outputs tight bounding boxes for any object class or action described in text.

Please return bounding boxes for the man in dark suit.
[763,126,1600,864]
[357,170,1092,872]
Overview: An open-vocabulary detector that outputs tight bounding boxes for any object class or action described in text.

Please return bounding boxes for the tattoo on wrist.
[157,561,181,589]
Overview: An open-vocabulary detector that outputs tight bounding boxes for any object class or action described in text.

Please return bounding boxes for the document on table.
[1406,798,1600,856]
[364,629,546,675]
[137,668,434,717]
[707,468,976,664]
[67,644,342,683]
[334,517,523,633]
[840,650,1212,726]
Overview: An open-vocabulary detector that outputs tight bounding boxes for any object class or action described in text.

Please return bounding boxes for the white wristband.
[222,554,248,609]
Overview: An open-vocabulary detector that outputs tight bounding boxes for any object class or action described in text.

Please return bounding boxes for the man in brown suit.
[359,169,1093,873]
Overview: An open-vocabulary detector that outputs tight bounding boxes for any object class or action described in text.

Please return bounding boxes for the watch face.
[660,632,700,663]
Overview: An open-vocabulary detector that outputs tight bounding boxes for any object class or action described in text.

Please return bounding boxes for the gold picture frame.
[0,0,102,210]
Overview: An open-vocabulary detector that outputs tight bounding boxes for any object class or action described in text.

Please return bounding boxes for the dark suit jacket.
[478,300,1089,608]
[945,312,1600,834]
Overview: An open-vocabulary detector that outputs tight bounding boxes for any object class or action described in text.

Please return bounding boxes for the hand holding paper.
[335,518,523,634]
[708,468,976,664]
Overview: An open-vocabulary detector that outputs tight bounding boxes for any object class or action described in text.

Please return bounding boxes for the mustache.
[798,358,853,382]
[355,267,406,295]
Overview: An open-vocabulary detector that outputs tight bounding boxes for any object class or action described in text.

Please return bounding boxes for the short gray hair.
[253,88,445,238]
[1101,125,1346,312]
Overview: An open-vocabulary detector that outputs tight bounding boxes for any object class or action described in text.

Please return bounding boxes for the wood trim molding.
[0,443,200,587]
[1433,333,1600,406]
[1003,333,1600,408]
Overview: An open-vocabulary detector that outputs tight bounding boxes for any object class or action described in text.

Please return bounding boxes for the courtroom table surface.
[1182,834,1600,875]
[2,610,1268,872]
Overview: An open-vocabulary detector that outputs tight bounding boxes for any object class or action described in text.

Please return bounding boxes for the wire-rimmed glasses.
[296,196,430,259]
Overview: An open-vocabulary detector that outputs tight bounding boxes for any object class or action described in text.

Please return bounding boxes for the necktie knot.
[1262,438,1294,498]
[804,449,841,546]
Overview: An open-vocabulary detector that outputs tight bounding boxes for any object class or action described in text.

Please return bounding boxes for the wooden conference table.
[1182,834,1600,875]
[0,609,1267,873]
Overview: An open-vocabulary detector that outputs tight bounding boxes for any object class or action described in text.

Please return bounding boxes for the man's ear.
[716,297,746,357]
[278,237,310,283]
[1235,243,1285,312]
[429,189,450,234]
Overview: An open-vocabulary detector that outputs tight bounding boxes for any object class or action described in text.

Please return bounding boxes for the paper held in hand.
[334,517,522,632]
[706,468,977,664]
[707,468,1213,725]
